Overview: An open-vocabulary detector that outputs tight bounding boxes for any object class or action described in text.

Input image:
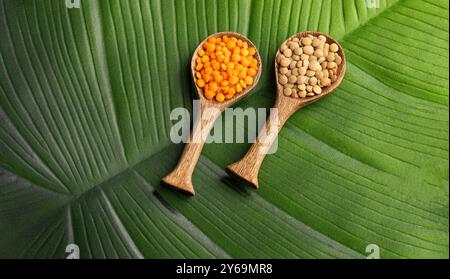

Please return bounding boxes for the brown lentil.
[277,34,342,98]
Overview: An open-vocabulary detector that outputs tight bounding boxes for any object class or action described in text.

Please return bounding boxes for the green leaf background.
[0,0,448,258]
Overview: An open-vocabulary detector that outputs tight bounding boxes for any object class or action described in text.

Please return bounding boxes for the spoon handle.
[226,96,298,189]
[162,102,222,195]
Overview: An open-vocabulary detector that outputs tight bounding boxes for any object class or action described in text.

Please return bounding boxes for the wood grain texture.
[227,31,346,189]
[161,32,262,195]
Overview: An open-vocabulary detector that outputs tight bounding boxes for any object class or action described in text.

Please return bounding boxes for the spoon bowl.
[162,32,262,195]
[191,32,263,108]
[226,31,346,189]
[275,31,346,108]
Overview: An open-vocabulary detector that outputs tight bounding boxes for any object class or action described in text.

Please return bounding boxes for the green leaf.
[0,0,448,258]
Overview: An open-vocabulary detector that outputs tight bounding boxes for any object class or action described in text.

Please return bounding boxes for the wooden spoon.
[226,31,346,189]
[161,32,262,196]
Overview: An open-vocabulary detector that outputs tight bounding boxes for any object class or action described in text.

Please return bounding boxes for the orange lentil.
[222,72,228,80]
[225,93,234,100]
[241,58,250,67]
[209,82,218,92]
[205,90,215,100]
[205,43,215,52]
[227,87,236,95]
[205,67,213,75]
[226,40,236,50]
[238,70,247,79]
[230,76,239,85]
[247,68,257,77]
[197,79,205,88]
[244,76,253,85]
[212,61,220,71]
[236,83,243,93]
[195,35,259,103]
[216,93,225,102]
[250,58,258,68]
